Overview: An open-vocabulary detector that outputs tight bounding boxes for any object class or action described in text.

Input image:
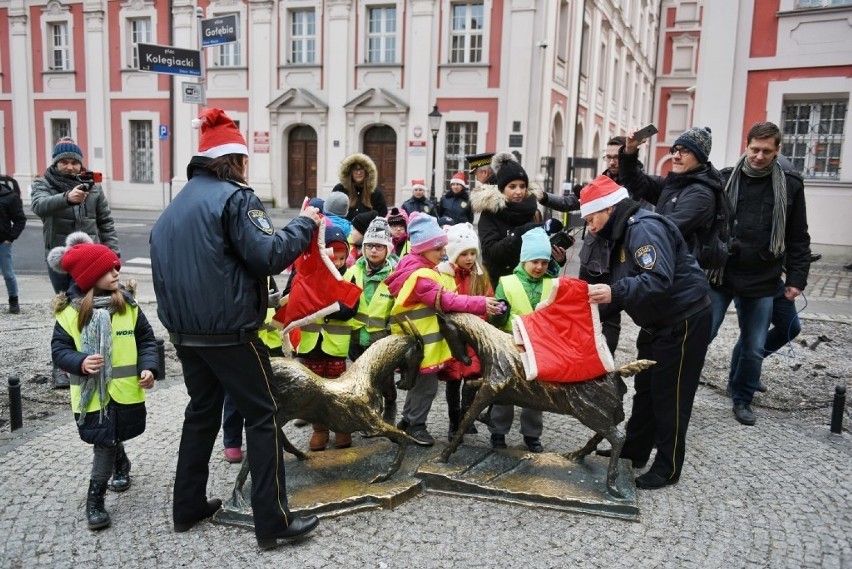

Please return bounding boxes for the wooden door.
[287,126,318,208]
[364,126,397,206]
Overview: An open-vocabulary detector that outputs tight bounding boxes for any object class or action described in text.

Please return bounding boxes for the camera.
[75,171,103,191]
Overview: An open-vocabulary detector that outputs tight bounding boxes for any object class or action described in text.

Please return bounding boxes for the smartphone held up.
[633,124,658,143]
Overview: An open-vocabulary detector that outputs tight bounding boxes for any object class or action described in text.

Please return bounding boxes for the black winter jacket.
[603,201,710,329]
[718,166,810,297]
[150,159,315,344]
[401,195,438,218]
[437,190,474,224]
[0,176,26,242]
[618,149,721,258]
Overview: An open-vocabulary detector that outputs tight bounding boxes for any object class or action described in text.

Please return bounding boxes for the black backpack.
[695,185,732,271]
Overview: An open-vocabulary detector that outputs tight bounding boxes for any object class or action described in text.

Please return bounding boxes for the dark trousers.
[173,341,292,538]
[579,265,621,355]
[622,306,712,481]
[222,393,244,449]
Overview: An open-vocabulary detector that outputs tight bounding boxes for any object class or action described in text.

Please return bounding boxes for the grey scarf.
[724,154,787,257]
[75,296,114,426]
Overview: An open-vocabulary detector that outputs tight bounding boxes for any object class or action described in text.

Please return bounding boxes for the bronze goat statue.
[230,331,424,509]
[436,312,654,498]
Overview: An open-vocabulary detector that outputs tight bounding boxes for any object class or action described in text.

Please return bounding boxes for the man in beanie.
[150,107,320,548]
[618,126,723,269]
[581,174,712,490]
[438,171,474,225]
[31,137,120,388]
[401,179,438,218]
[385,212,503,445]
[345,216,399,424]
[709,121,811,426]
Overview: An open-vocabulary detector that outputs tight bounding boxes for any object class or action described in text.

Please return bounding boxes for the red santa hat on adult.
[450,171,468,189]
[192,107,248,158]
[410,179,427,191]
[579,175,629,218]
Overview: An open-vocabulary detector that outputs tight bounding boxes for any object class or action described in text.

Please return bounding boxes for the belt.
[650,295,710,331]
[169,330,258,347]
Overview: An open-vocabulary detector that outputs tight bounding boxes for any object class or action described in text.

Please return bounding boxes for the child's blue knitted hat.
[408,212,448,254]
[520,227,551,262]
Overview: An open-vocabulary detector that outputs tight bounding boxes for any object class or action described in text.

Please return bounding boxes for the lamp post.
[428,104,443,202]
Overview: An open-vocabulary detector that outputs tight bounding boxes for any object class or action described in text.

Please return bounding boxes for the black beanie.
[493,152,529,191]
[351,210,378,235]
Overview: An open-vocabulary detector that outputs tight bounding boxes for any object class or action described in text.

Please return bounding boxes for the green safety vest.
[499,274,555,332]
[390,267,452,369]
[56,305,145,414]
[346,264,395,333]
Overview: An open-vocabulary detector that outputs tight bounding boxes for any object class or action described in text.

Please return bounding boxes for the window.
[290,10,316,64]
[450,3,484,64]
[128,17,152,69]
[796,0,852,7]
[782,100,847,178]
[51,119,71,144]
[130,120,154,183]
[597,42,607,90]
[579,22,591,78]
[367,6,396,63]
[444,122,478,186]
[557,1,570,61]
[48,22,70,70]
[215,13,241,67]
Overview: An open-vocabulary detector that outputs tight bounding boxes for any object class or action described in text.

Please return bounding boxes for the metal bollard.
[8,376,23,431]
[830,385,845,434]
[156,338,166,381]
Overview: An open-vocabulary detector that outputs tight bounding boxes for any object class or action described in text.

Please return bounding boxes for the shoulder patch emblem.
[461,201,468,209]
[634,245,656,270]
[248,210,274,235]
[424,205,431,213]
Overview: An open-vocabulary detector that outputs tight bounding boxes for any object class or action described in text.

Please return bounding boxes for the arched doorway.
[364,125,397,206]
[287,126,318,207]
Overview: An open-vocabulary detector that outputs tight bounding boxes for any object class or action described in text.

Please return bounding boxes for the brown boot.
[333,432,352,449]
[309,424,329,451]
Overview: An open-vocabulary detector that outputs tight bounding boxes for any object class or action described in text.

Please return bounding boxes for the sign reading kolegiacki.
[137,43,201,76]
[201,14,238,47]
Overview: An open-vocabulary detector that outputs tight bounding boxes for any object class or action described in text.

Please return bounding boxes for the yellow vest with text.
[390,267,452,369]
[499,274,555,332]
[345,264,395,333]
[56,305,145,414]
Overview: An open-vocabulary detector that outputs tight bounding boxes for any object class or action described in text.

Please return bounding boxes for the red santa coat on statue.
[513,277,614,382]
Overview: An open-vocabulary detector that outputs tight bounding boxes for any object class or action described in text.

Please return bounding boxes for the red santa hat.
[192,108,248,158]
[450,171,468,189]
[411,179,427,191]
[579,175,629,218]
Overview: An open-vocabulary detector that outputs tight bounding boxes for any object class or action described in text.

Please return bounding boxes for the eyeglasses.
[350,165,365,172]
[602,154,619,162]
[670,146,692,157]
[364,243,385,251]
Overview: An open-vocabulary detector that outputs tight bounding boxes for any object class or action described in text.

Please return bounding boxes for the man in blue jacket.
[150,108,320,549]
[583,175,712,490]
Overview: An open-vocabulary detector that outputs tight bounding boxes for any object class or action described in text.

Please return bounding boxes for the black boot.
[8,296,19,314]
[86,480,111,530]
[461,380,478,434]
[446,382,461,440]
[109,444,131,492]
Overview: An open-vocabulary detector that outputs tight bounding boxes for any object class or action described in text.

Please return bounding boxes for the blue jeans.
[709,288,773,405]
[0,242,18,297]
[762,282,802,356]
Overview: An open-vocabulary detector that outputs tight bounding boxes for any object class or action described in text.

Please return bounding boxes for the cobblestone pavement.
[1,209,850,568]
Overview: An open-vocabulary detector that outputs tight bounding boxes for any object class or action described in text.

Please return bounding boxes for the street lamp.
[428,104,443,202]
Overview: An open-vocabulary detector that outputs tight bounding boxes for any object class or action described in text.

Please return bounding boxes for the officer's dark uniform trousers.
[172,339,292,537]
[623,306,711,481]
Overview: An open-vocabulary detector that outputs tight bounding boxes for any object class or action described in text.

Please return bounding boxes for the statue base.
[215,440,637,527]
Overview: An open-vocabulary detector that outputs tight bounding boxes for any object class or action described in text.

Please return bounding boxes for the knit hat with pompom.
[47,232,121,292]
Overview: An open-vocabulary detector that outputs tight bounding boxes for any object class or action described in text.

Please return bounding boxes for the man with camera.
[31,138,120,387]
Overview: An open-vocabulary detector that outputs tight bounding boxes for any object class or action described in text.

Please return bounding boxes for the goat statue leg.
[602,426,626,499]
[365,426,410,484]
[231,451,251,511]
[437,385,498,463]
[562,432,604,461]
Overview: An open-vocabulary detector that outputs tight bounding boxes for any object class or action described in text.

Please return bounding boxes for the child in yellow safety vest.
[48,232,159,531]
[344,217,399,424]
[384,213,504,446]
[488,227,555,453]
[292,225,360,451]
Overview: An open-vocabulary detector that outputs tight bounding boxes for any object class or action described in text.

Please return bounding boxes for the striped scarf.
[75,296,114,426]
[724,154,787,257]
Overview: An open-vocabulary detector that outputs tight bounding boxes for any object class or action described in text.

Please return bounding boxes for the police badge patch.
[634,245,656,269]
[248,210,274,235]
[461,201,468,208]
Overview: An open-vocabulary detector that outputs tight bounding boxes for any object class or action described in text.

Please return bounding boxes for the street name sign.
[137,44,202,77]
[201,15,238,47]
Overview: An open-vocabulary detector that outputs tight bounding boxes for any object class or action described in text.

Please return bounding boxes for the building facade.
[0,0,660,211]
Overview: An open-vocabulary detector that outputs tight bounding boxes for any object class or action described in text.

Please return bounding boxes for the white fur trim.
[66,231,94,246]
[579,187,629,218]
[197,142,249,158]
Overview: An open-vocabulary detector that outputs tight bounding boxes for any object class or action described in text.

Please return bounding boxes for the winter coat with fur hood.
[472,183,542,284]
[332,153,388,220]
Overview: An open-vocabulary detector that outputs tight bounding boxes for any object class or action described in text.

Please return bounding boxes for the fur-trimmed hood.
[337,153,378,194]
[470,180,541,214]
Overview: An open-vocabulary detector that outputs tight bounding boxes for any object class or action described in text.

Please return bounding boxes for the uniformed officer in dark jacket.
[582,175,712,490]
[150,108,320,549]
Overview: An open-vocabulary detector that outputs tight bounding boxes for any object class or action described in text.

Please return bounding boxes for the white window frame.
[119,1,157,71]
[445,1,489,65]
[121,111,160,188]
[365,4,398,64]
[435,111,488,187]
[42,111,78,167]
[286,6,318,65]
[794,0,852,8]
[41,2,74,73]
[444,120,480,186]
[781,99,847,179]
[127,17,152,69]
[129,119,155,184]
[207,6,246,68]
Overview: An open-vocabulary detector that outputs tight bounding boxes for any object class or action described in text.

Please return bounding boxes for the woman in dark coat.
[438,171,474,225]
[331,153,388,220]
[472,152,542,284]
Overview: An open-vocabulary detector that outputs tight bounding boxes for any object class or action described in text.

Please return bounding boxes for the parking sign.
[159,125,169,141]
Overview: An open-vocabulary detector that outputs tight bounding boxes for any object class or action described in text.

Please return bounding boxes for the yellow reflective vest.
[56,305,145,414]
[257,307,283,350]
[499,274,555,332]
[390,267,452,370]
[298,314,352,358]
[345,263,395,334]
